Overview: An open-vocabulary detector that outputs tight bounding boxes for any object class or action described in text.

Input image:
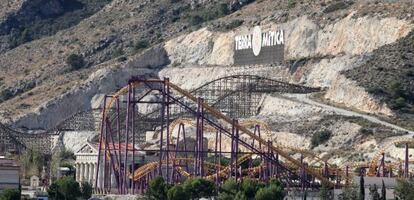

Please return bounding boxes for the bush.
[241,178,259,199]
[183,178,215,199]
[0,189,20,200]
[359,128,373,136]
[225,20,244,30]
[47,176,81,200]
[189,15,204,26]
[66,54,85,70]
[80,182,93,200]
[311,130,332,148]
[395,178,414,200]
[287,0,296,9]
[147,176,168,200]
[323,1,351,13]
[0,89,14,103]
[167,185,189,200]
[134,40,149,51]
[254,184,284,200]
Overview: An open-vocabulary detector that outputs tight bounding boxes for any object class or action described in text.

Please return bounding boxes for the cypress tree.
[381,180,386,200]
[359,174,365,200]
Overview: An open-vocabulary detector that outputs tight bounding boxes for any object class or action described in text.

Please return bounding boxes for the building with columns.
[74,141,153,192]
[74,142,98,186]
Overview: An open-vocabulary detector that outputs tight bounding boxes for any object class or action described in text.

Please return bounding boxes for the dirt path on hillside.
[283,93,414,135]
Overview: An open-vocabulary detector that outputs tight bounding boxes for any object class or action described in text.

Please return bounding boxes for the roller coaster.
[94,77,336,195]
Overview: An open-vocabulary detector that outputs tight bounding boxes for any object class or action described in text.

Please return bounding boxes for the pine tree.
[381,180,386,200]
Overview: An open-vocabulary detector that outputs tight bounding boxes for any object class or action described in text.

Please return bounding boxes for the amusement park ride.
[94,77,414,195]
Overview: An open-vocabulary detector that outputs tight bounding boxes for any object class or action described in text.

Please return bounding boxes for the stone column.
[80,163,85,182]
[84,163,89,184]
[89,163,94,184]
[75,163,80,181]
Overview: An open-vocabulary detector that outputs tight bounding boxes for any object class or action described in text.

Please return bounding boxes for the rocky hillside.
[1,0,414,164]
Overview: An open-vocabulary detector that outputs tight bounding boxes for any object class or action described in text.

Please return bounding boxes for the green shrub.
[66,54,85,70]
[183,178,215,199]
[395,178,414,200]
[0,89,14,103]
[47,176,81,200]
[147,176,168,200]
[167,185,189,200]
[323,1,351,13]
[311,130,332,148]
[287,0,296,9]
[80,182,93,200]
[359,128,373,136]
[225,20,244,30]
[134,40,149,51]
[0,189,20,200]
[254,184,284,200]
[189,15,204,25]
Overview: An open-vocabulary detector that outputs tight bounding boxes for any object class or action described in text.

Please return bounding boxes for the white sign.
[234,26,284,56]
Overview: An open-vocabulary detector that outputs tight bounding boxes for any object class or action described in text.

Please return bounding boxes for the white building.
[74,142,99,186]
[74,142,151,191]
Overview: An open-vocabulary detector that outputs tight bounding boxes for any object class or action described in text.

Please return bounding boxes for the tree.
[381,180,386,200]
[360,175,365,200]
[218,178,238,200]
[338,184,358,200]
[0,189,20,200]
[319,184,332,200]
[81,182,93,200]
[395,178,414,200]
[254,184,284,200]
[369,184,380,200]
[240,178,260,199]
[66,53,85,70]
[147,176,168,200]
[47,176,81,200]
[167,185,189,200]
[183,178,215,199]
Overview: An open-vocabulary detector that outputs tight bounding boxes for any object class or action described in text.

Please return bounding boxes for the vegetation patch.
[0,0,112,49]
[311,130,332,148]
[66,53,85,70]
[323,1,353,13]
[343,30,414,130]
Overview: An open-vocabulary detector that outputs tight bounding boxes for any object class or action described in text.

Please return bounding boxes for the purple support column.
[116,97,122,193]
[159,81,166,178]
[235,120,239,181]
[131,88,136,194]
[165,78,171,183]
[95,96,107,190]
[194,98,201,176]
[345,165,349,185]
[173,123,182,183]
[275,153,279,178]
[200,98,205,177]
[215,129,219,185]
[300,155,305,192]
[230,119,236,179]
[324,161,329,177]
[123,84,131,194]
[218,130,222,184]
[405,143,409,178]
[103,122,109,191]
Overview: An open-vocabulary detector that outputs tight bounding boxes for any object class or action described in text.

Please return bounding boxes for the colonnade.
[75,162,98,186]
